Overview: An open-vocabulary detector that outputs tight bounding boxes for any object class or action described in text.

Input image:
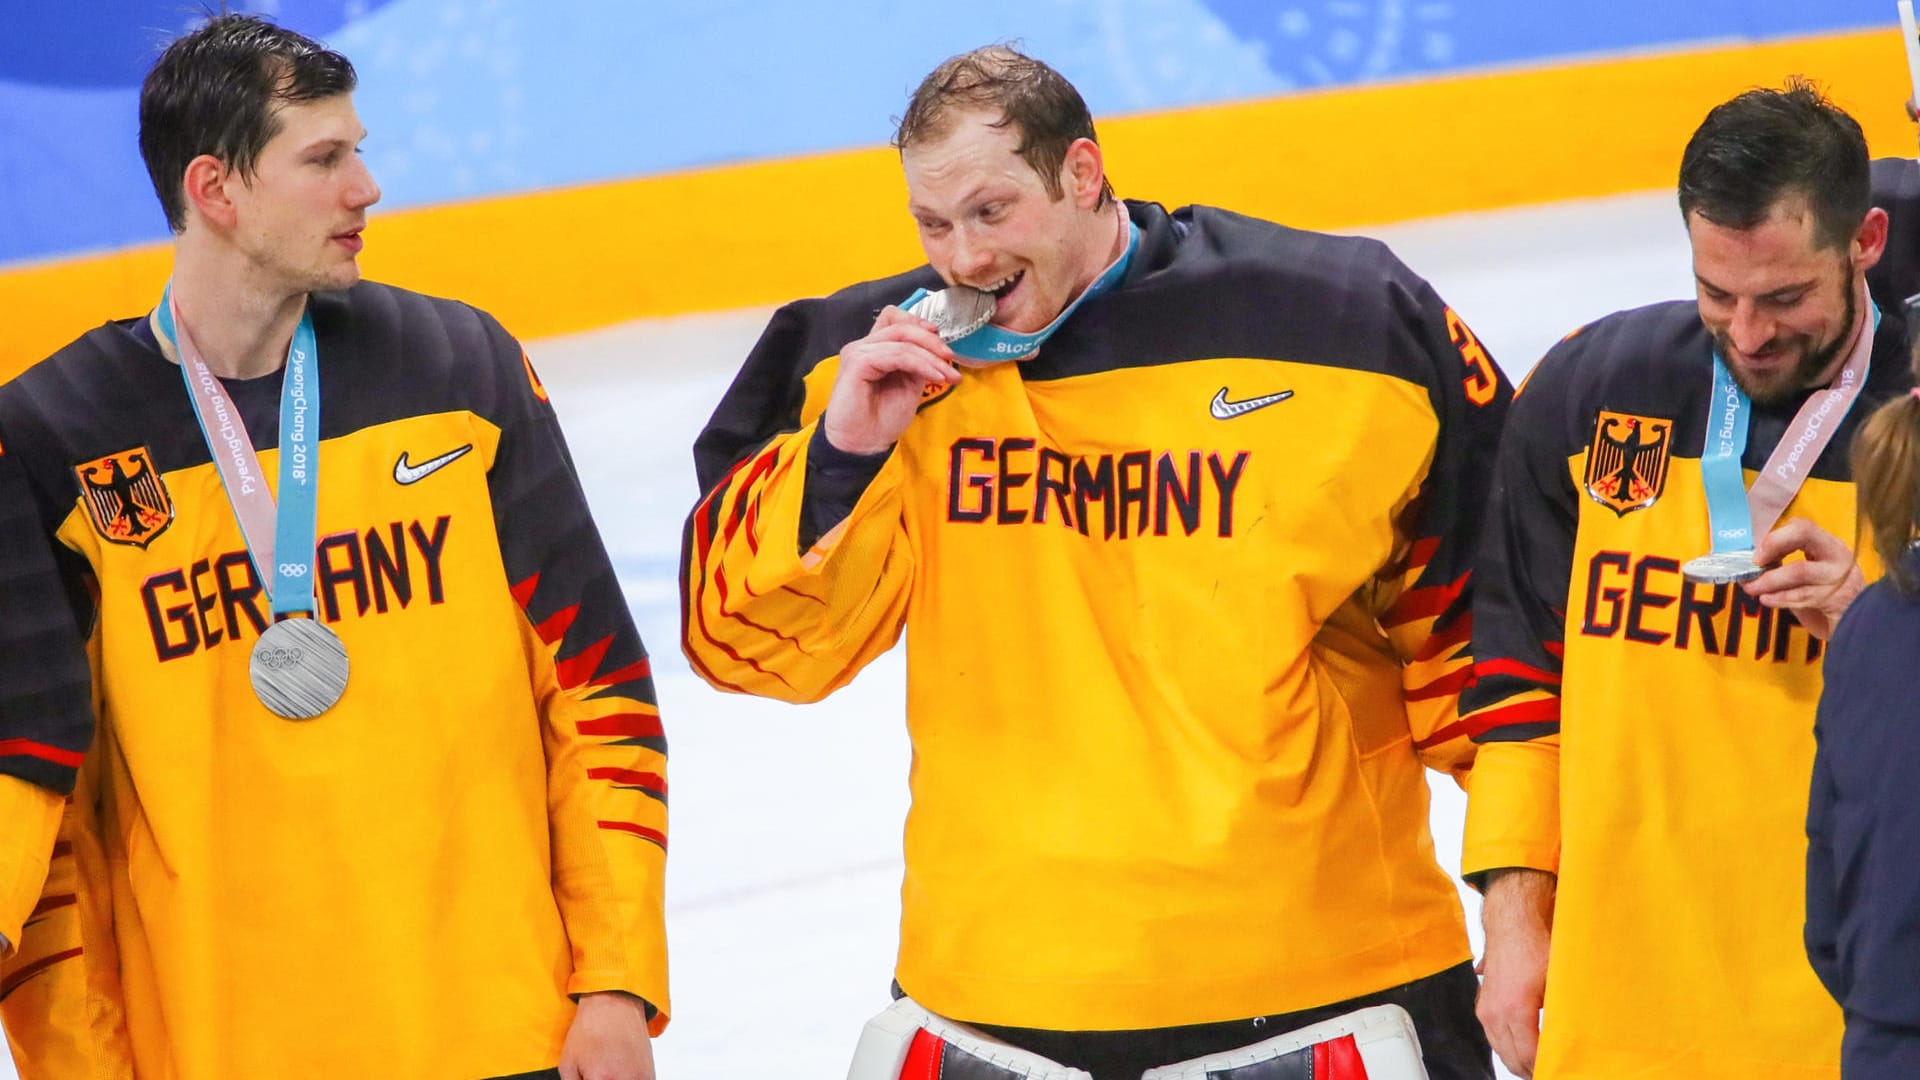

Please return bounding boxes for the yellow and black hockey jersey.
[683,200,1512,1031]
[1460,300,1912,1079]
[0,282,669,1079]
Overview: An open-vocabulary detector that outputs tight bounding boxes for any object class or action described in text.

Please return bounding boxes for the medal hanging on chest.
[249,618,349,719]
[158,284,348,719]
[1682,290,1877,585]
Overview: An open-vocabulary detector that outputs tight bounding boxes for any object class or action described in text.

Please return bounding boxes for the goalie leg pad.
[1138,1004,1427,1080]
[847,997,1094,1080]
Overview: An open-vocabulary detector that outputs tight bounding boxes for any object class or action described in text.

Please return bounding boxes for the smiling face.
[1687,195,1879,404]
[222,93,380,296]
[901,108,1119,334]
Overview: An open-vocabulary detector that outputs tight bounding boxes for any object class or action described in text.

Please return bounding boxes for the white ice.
[2,190,1697,1080]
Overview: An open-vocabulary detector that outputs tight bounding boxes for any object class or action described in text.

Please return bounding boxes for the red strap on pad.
[901,1028,945,1079]
[1313,1033,1370,1078]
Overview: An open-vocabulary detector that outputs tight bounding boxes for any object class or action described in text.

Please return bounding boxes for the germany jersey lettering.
[141,514,452,661]
[1577,550,1821,662]
[946,438,1251,538]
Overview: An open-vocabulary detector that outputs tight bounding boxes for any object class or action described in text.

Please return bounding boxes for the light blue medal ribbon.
[900,220,1140,364]
[158,283,322,617]
[1694,299,1879,576]
[160,284,345,719]
[1699,357,1757,554]
[267,312,320,617]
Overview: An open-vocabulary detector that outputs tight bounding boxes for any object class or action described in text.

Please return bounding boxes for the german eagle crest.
[1585,411,1672,516]
[76,447,174,548]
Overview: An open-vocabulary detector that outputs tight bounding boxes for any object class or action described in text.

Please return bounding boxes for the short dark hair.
[139,14,357,232]
[1677,78,1869,252]
[893,45,1114,206]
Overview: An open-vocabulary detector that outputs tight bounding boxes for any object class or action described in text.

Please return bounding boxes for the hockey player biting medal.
[686,45,1511,1080]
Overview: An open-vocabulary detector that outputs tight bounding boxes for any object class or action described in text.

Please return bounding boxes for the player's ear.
[182,154,240,231]
[1853,206,1889,274]
[1061,138,1105,210]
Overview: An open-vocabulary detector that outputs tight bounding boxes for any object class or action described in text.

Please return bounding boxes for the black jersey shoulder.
[1513,300,1707,456]
[0,315,200,520]
[304,279,533,432]
[691,264,942,490]
[0,281,528,508]
[1869,156,1920,316]
[1018,200,1453,387]
[775,266,947,369]
[1515,297,1912,482]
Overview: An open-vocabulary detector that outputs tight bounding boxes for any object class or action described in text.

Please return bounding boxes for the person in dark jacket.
[1806,382,1920,1079]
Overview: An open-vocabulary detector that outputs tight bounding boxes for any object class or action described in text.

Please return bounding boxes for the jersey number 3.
[1446,308,1498,407]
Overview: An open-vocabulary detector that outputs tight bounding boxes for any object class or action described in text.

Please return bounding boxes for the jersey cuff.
[800,425,893,550]
[1461,738,1561,884]
[1460,837,1560,884]
[567,976,670,1034]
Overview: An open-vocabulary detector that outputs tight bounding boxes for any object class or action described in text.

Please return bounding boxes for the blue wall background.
[2,0,1892,267]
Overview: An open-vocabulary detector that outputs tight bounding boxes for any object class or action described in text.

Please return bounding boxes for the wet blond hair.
[893,45,1113,207]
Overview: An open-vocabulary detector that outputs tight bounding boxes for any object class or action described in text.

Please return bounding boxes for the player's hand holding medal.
[1683,287,1877,588]
[895,219,1141,367]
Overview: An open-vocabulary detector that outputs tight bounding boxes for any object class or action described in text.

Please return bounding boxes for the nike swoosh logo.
[1209,387,1294,420]
[394,445,473,485]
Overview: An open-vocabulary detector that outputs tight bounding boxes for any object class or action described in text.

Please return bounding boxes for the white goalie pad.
[846,996,1094,1080]
[1139,1003,1427,1080]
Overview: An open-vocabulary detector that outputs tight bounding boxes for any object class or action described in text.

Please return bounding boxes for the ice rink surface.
[3,191,1698,1079]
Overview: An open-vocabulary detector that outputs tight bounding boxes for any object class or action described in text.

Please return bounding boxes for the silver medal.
[250,618,349,720]
[906,287,996,342]
[1680,550,1765,585]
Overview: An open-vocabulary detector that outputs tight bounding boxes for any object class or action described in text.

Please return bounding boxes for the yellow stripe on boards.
[0,25,1905,380]
[2,245,176,379]
[1108,28,1909,226]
